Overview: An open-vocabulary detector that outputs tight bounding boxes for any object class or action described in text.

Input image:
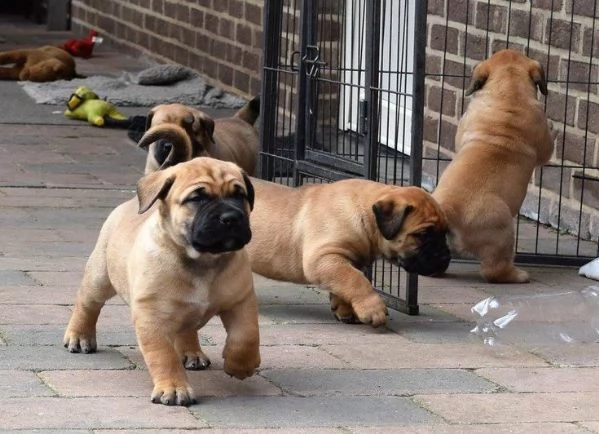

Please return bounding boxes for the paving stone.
[531,343,599,367]
[255,284,328,305]
[259,304,340,325]
[257,323,402,346]
[190,396,439,428]
[97,429,345,434]
[0,304,72,325]
[0,324,139,347]
[320,342,548,369]
[40,369,282,398]
[121,344,349,371]
[0,346,133,370]
[0,256,87,272]
[0,370,55,397]
[476,367,599,392]
[414,392,599,423]
[260,368,497,396]
[0,286,77,305]
[391,320,476,344]
[26,270,85,286]
[0,269,39,285]
[350,422,588,433]
[0,397,205,430]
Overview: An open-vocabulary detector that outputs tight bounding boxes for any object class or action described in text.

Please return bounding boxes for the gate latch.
[302,45,326,78]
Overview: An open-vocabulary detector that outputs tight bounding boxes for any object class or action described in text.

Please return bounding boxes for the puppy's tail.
[234,94,260,126]
[137,124,194,171]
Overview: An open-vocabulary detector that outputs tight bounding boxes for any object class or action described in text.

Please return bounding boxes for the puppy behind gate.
[432,49,555,283]
[63,157,260,406]
[138,97,260,175]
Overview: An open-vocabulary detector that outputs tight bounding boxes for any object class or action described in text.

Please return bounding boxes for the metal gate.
[259,0,599,314]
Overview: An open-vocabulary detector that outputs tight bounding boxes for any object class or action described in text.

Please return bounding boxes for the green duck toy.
[64,86,128,127]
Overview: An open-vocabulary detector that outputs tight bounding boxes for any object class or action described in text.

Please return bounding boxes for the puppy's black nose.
[218,209,243,226]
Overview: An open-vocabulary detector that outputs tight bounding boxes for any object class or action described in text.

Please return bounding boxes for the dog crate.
[259,0,599,314]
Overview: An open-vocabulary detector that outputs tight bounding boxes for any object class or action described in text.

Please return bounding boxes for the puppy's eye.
[184,190,211,204]
[231,185,247,200]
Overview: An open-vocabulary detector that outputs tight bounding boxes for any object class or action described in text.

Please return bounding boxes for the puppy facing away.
[63,157,260,406]
[432,49,555,283]
[246,178,451,327]
[138,96,260,175]
[0,45,80,81]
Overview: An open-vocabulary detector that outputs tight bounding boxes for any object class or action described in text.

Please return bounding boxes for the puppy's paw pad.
[224,356,260,380]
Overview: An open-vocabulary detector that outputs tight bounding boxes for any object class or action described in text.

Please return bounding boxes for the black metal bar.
[363,0,381,180]
[400,0,428,315]
[304,149,364,175]
[293,0,317,186]
[259,0,283,181]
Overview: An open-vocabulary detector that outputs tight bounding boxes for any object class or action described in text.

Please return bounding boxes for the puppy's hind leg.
[465,207,529,284]
[174,329,211,370]
[63,248,117,353]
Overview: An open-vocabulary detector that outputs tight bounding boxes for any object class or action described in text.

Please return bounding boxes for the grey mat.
[19,74,246,108]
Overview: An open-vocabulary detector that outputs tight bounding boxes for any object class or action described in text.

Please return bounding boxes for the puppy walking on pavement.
[432,49,555,283]
[64,157,260,406]
[247,178,451,327]
[138,96,260,175]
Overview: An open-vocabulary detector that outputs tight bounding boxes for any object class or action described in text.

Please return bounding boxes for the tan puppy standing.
[64,157,260,406]
[432,49,555,283]
[138,97,260,175]
[247,178,451,327]
[0,45,81,81]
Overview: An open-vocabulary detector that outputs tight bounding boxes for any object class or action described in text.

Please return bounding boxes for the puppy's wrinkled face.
[373,186,450,276]
[137,157,254,258]
[145,104,216,167]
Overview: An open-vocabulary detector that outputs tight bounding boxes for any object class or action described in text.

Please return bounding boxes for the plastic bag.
[470,286,599,348]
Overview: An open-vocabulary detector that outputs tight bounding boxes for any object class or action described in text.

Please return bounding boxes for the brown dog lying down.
[64,157,260,406]
[432,49,555,283]
[0,45,81,82]
[138,96,260,175]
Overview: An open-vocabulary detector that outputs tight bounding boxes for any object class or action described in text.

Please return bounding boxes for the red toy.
[59,30,99,58]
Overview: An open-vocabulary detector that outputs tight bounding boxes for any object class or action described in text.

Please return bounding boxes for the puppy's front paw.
[151,381,196,406]
[63,328,97,354]
[223,351,260,380]
[352,293,388,328]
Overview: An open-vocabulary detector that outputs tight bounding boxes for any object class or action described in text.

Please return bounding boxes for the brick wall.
[70,0,263,98]
[424,0,599,240]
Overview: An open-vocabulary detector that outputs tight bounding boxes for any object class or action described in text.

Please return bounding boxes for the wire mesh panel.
[424,0,599,264]
[260,0,599,313]
[260,0,424,314]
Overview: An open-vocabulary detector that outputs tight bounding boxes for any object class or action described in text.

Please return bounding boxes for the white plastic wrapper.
[470,287,599,348]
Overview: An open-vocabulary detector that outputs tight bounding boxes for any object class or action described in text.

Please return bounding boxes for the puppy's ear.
[372,201,414,240]
[144,108,155,132]
[242,172,255,211]
[137,170,176,214]
[529,60,548,95]
[199,117,215,142]
[465,61,490,96]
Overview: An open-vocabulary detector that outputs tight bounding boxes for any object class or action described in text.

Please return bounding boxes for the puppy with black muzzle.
[246,178,451,327]
[63,157,260,406]
[138,96,260,175]
[432,49,555,283]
